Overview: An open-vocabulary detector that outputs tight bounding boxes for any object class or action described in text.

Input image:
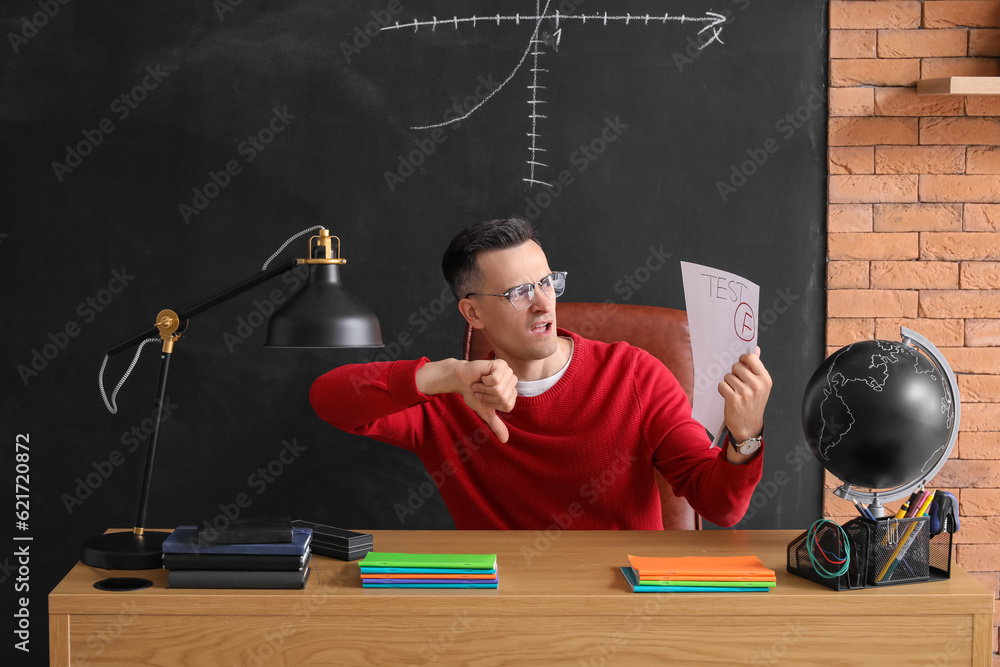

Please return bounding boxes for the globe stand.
[831,327,961,512]
[867,498,885,519]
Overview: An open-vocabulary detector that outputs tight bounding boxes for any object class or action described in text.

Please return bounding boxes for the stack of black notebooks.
[292,520,373,561]
[162,518,312,589]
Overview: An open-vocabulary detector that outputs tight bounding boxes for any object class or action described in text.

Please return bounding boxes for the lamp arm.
[105,257,302,356]
[108,256,302,536]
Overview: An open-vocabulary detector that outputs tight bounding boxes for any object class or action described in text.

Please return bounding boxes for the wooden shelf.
[917,76,1000,95]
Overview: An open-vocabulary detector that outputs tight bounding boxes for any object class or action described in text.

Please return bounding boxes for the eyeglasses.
[465,271,567,311]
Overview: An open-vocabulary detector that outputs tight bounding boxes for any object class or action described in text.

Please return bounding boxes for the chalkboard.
[2,0,826,656]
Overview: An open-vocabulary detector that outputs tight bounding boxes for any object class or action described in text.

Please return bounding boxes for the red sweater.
[309,330,762,529]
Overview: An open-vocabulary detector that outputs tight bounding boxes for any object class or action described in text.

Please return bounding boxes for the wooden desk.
[50,530,992,666]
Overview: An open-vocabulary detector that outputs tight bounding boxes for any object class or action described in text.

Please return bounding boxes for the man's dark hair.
[442,218,541,298]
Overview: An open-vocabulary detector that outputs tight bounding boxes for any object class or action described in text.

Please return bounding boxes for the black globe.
[801,340,954,490]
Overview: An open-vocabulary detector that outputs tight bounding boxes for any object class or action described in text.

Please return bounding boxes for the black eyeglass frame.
[464,271,567,311]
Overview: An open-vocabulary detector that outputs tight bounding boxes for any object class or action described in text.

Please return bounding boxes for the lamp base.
[81,530,169,570]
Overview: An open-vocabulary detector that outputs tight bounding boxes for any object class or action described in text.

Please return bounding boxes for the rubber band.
[807,519,851,578]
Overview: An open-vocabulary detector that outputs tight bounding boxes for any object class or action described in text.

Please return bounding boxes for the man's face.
[466,241,560,367]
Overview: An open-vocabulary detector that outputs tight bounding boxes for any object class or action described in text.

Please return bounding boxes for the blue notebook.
[163,526,312,556]
[620,567,770,593]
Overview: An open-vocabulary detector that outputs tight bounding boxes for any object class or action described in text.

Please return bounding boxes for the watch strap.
[727,427,764,454]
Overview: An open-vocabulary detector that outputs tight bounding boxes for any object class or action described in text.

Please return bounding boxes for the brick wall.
[827,1,1000,659]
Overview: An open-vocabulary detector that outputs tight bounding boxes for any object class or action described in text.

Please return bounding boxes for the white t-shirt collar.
[515,337,574,397]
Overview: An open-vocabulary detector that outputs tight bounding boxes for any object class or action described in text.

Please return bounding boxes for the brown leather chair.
[463,302,702,530]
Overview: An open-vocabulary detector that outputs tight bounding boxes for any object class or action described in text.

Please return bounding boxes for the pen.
[904,490,929,518]
[916,490,936,518]
[894,490,921,519]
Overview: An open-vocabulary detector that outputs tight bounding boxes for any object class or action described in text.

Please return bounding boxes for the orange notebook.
[628,555,775,580]
[637,573,776,582]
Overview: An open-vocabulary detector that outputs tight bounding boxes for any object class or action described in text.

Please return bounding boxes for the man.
[310,218,770,529]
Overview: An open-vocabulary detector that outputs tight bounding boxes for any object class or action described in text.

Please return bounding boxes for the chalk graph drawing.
[380,2,728,187]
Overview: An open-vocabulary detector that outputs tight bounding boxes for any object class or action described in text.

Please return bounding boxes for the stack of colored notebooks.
[162,522,312,589]
[358,552,498,588]
[620,554,776,593]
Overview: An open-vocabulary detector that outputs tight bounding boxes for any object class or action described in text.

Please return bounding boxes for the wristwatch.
[730,428,764,456]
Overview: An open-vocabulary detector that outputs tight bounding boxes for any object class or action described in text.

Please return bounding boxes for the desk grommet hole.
[94,577,153,592]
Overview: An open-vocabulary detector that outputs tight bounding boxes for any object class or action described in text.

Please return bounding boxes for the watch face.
[738,440,761,455]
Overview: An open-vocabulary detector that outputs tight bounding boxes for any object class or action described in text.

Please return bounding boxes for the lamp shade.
[265,263,383,348]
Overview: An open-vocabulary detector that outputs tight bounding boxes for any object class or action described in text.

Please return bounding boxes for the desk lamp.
[83,228,382,570]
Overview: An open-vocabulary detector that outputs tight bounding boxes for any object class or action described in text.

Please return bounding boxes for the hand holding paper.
[719,347,771,444]
[680,262,771,448]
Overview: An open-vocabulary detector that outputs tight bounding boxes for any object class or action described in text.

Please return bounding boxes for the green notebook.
[358,552,497,570]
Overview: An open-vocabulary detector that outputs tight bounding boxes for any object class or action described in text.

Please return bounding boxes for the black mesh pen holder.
[859,516,929,586]
[787,516,951,591]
